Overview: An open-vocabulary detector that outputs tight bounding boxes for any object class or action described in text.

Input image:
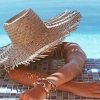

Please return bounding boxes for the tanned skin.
[7,42,100,99]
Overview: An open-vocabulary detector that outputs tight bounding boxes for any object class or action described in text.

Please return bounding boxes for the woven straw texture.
[0,8,81,72]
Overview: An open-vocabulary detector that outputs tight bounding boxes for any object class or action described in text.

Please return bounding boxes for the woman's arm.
[8,42,86,88]
[46,42,87,88]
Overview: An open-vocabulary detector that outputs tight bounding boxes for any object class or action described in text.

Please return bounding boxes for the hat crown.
[4,8,47,45]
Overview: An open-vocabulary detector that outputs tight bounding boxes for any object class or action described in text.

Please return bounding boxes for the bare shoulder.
[62,42,84,51]
[62,42,87,61]
[62,41,80,47]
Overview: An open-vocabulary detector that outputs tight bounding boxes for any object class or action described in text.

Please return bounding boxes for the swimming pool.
[0,0,100,58]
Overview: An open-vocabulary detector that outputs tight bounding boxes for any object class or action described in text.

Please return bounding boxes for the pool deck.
[0,58,100,100]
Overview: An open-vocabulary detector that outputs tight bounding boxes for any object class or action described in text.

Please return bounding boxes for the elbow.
[66,49,87,68]
[66,54,87,71]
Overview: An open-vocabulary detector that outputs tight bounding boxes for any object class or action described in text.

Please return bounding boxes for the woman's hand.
[19,84,50,100]
[64,81,100,98]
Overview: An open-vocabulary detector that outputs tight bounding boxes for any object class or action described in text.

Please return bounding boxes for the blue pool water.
[0,0,100,58]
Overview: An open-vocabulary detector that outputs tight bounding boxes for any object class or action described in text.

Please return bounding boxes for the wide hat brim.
[0,9,81,72]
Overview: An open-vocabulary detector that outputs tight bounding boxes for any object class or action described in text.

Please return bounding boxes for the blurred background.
[0,0,100,58]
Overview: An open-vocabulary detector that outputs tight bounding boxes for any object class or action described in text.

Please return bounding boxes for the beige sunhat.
[0,8,81,72]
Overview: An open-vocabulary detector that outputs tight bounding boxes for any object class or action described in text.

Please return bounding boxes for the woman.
[0,8,100,100]
[9,42,100,100]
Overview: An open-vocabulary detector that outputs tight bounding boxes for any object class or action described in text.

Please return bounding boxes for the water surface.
[0,0,100,58]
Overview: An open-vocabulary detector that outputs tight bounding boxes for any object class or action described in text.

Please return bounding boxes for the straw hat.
[0,8,81,72]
